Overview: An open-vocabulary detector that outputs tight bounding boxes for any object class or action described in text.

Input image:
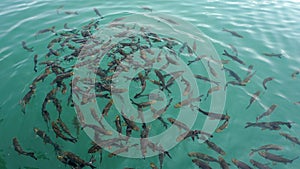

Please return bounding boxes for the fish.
[56,118,76,139]
[187,55,206,65]
[194,106,230,121]
[93,8,104,18]
[181,77,191,96]
[167,117,190,131]
[256,104,277,121]
[102,99,114,116]
[150,162,158,169]
[224,80,246,90]
[222,66,242,82]
[141,6,153,12]
[279,132,300,145]
[51,121,77,143]
[242,71,256,84]
[262,77,274,90]
[258,151,299,164]
[205,85,221,100]
[222,50,246,65]
[215,119,229,133]
[205,140,226,155]
[41,110,50,130]
[165,54,179,65]
[64,11,79,15]
[291,70,300,79]
[33,57,42,73]
[134,72,147,98]
[222,28,243,38]
[249,144,283,156]
[188,152,219,163]
[115,115,122,134]
[88,142,103,165]
[21,41,34,52]
[83,124,113,135]
[13,138,37,160]
[245,91,261,109]
[232,158,252,169]
[191,159,212,169]
[207,60,218,78]
[249,159,271,169]
[57,151,96,169]
[218,156,230,169]
[245,121,292,130]
[152,98,173,119]
[108,144,138,157]
[174,95,202,108]
[155,69,165,90]
[33,128,61,152]
[194,74,220,85]
[130,99,156,108]
[247,65,254,75]
[35,26,55,36]
[262,53,282,58]
[229,44,238,56]
[72,116,80,137]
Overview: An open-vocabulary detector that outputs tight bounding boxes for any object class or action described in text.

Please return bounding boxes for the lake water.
[0,0,300,169]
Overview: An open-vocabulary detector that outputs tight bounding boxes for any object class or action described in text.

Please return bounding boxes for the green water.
[1,0,300,169]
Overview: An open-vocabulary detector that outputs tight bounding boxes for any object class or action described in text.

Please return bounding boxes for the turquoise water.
[1,0,300,169]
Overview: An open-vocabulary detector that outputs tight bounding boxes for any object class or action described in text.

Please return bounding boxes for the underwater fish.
[232,158,252,169]
[256,104,277,122]
[51,121,77,143]
[218,156,230,169]
[57,151,96,169]
[188,152,219,163]
[291,70,300,79]
[249,144,283,156]
[222,28,243,38]
[245,90,260,110]
[167,117,190,131]
[280,132,300,145]
[262,52,282,58]
[222,50,245,65]
[191,159,212,169]
[93,8,104,18]
[258,151,298,164]
[13,138,37,160]
[21,41,34,52]
[262,77,274,90]
[205,140,226,155]
[249,159,271,169]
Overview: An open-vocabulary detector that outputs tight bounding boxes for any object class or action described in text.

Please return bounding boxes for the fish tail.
[245,103,250,110]
[291,156,299,163]
[26,152,37,160]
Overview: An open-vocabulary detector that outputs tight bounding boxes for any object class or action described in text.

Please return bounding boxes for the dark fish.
[88,142,103,164]
[256,104,277,122]
[188,152,219,163]
[215,119,229,133]
[56,118,75,139]
[155,69,165,90]
[232,158,252,169]
[41,110,50,130]
[33,128,61,152]
[194,106,230,121]
[72,116,80,137]
[141,6,153,12]
[262,77,274,90]
[51,121,77,143]
[222,66,242,82]
[280,132,300,145]
[57,151,96,169]
[187,55,206,65]
[108,144,138,157]
[13,138,37,160]
[115,115,122,134]
[64,11,78,15]
[130,99,156,108]
[258,151,299,164]
[225,81,245,90]
[191,159,212,169]
[218,156,230,169]
[93,8,104,18]
[102,99,113,116]
[167,117,190,131]
[33,54,38,72]
[205,140,226,155]
[246,91,260,109]
[249,159,271,169]
[262,53,282,58]
[247,65,254,75]
[21,41,34,52]
[174,95,202,108]
[245,121,292,130]
[222,28,243,38]
[242,71,256,85]
[222,50,245,65]
[249,144,283,156]
[35,26,55,36]
[291,70,300,79]
[194,74,220,85]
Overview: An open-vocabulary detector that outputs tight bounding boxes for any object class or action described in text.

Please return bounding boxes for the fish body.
[205,140,226,155]
[280,132,300,145]
[262,77,274,90]
[246,91,260,109]
[258,151,299,164]
[249,159,271,169]
[191,159,212,169]
[13,138,37,160]
[249,144,283,156]
[256,104,277,121]
[222,50,245,65]
[232,158,252,169]
[222,28,243,38]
